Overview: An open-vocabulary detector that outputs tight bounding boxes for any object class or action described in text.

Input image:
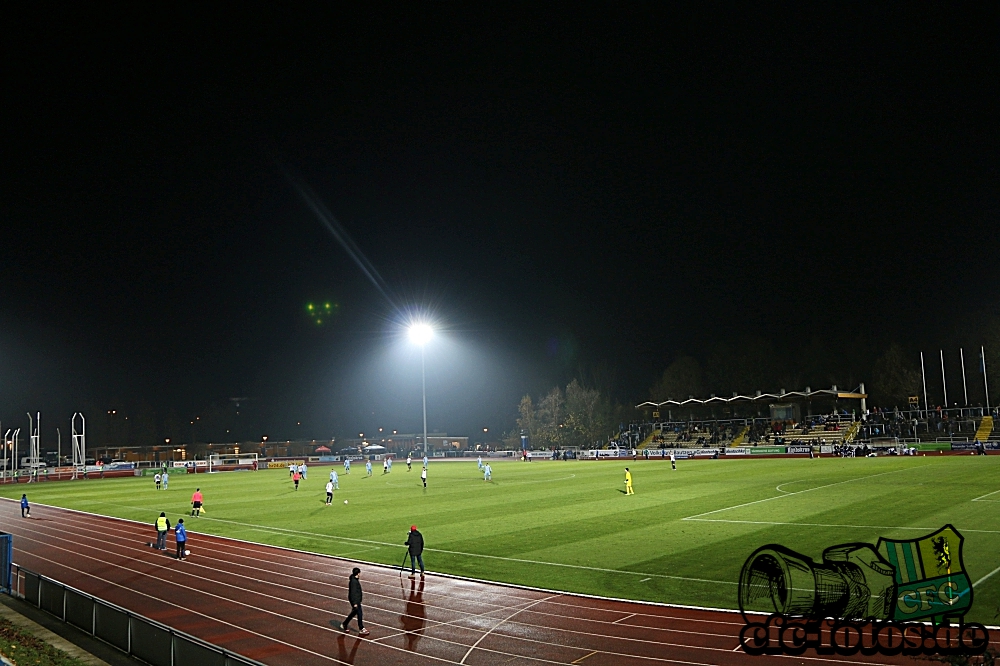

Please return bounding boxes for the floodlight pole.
[920,352,928,418]
[421,345,428,455]
[940,350,948,408]
[960,348,969,409]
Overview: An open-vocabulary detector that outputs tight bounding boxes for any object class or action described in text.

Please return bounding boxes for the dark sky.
[3,6,997,441]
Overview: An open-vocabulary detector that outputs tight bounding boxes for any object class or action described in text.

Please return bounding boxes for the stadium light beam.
[408,323,434,454]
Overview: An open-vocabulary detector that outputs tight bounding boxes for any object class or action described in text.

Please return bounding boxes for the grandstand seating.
[975,416,995,441]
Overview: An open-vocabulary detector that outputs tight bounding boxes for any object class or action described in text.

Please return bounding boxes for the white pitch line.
[974,564,1000,588]
[971,488,1000,502]
[683,518,1000,535]
[69,499,738,587]
[774,480,804,494]
[683,466,926,521]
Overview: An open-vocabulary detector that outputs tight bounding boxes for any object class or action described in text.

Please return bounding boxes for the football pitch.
[3,455,998,623]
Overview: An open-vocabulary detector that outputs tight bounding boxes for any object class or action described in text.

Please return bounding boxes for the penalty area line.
[682,465,927,521]
[971,488,1000,502]
[684,518,1000,535]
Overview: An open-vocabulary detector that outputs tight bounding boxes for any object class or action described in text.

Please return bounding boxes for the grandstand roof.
[636,387,867,409]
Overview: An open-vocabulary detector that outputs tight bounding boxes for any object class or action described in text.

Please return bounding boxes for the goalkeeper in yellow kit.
[624,467,634,495]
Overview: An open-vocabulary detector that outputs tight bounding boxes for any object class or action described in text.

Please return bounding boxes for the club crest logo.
[737,525,988,657]
[876,524,972,624]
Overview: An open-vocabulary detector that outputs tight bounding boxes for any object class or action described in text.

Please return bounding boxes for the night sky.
[3,6,997,442]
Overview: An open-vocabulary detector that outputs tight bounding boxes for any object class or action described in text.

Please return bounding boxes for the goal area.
[207,453,259,473]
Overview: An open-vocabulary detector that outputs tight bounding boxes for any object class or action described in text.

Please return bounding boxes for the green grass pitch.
[3,456,998,623]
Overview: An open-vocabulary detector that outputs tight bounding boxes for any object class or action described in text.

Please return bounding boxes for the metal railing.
[10,564,265,666]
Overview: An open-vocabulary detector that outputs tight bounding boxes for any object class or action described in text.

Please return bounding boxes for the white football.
[184,550,191,556]
[344,500,348,504]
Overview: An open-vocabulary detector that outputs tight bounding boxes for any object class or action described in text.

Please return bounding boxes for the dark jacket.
[348,575,362,605]
[405,530,424,556]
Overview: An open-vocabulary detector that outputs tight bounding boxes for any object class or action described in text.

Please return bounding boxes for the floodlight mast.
[408,323,434,455]
[421,344,428,455]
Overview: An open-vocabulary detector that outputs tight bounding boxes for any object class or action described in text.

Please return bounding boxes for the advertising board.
[787,445,812,454]
[725,447,752,456]
[750,446,787,454]
[674,448,720,458]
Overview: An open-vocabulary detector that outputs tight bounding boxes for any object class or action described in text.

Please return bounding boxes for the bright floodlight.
[408,323,434,346]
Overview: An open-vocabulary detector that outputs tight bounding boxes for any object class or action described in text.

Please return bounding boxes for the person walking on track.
[20,494,30,518]
[405,525,425,579]
[340,568,369,636]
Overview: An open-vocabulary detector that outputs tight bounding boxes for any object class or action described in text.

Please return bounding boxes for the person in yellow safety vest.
[154,512,171,550]
[624,467,634,495]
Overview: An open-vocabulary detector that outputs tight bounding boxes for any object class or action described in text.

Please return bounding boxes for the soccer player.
[330,469,339,489]
[406,455,412,471]
[289,462,296,477]
[387,457,392,472]
[477,456,483,471]
[366,460,373,476]
[293,470,301,490]
[382,459,388,474]
[422,454,428,468]
[624,467,634,495]
[325,480,334,505]
[300,462,308,479]
[344,458,351,474]
[421,466,427,488]
[162,470,169,489]
[670,449,676,470]
[191,488,203,516]
[484,463,491,481]
[405,525,425,579]
[154,472,161,490]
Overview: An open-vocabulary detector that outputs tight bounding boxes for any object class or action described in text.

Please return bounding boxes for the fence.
[10,564,264,666]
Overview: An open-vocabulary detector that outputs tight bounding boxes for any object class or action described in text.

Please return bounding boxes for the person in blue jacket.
[174,519,188,560]
[20,494,29,518]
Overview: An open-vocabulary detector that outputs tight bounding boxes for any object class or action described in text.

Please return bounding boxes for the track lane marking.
[10,503,991,663]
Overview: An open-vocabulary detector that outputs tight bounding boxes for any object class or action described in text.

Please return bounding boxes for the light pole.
[408,323,433,455]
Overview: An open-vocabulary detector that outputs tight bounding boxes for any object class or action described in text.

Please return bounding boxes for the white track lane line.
[459,594,561,664]
[70,498,738,587]
[11,503,979,661]
[10,529,581,665]
[53,509,761,640]
[12,506,921,663]
[9,514,743,661]
[11,516,755,658]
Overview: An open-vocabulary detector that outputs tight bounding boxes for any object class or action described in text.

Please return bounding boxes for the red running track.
[1,500,994,665]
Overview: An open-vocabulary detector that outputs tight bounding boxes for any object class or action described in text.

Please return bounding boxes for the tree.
[564,379,605,447]
[650,356,703,400]
[515,395,535,444]
[534,387,565,448]
[870,344,921,408]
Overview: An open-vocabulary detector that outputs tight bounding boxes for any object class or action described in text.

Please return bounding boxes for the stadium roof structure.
[636,387,867,409]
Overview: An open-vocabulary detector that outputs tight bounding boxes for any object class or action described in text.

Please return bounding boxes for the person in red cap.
[404,525,425,579]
